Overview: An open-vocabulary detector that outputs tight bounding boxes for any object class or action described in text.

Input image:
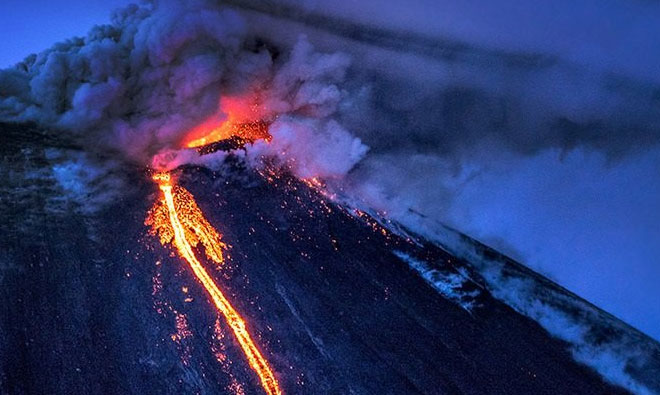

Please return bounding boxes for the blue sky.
[0,0,130,67]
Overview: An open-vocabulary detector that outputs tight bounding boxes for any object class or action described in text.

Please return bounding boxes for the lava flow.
[184,96,271,148]
[146,172,281,395]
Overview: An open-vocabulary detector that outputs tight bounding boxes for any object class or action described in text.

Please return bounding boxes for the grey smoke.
[228,0,660,160]
[0,0,356,167]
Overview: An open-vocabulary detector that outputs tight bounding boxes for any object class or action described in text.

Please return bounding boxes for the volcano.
[1,122,659,394]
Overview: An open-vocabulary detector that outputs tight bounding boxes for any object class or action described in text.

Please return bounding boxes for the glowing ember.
[147,173,226,266]
[183,96,271,148]
[212,317,246,395]
[172,311,193,366]
[147,173,281,395]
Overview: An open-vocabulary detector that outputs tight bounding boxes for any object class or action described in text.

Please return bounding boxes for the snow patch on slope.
[50,151,123,214]
[393,250,479,313]
[397,215,659,395]
[320,191,659,395]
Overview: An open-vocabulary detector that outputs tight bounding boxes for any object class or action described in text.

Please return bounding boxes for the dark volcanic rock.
[0,123,645,394]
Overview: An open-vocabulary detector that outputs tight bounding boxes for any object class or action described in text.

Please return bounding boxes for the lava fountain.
[146,172,281,395]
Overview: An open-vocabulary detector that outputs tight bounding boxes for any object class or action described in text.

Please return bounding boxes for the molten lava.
[146,173,281,395]
[148,173,226,265]
[183,96,271,148]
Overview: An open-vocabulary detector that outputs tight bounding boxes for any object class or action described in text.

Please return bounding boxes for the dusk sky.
[0,0,130,67]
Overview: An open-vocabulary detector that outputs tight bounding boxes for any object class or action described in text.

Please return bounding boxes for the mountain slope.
[3,124,658,394]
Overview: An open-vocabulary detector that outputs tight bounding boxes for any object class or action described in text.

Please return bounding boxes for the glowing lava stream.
[151,173,281,395]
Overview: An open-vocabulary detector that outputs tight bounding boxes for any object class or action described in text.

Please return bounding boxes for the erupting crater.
[183,96,272,148]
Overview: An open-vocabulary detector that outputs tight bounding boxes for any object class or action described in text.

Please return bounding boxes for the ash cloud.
[229,0,660,159]
[2,0,243,160]
[4,0,660,166]
[0,0,359,169]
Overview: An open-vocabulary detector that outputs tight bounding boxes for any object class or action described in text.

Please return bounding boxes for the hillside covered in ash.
[1,122,658,394]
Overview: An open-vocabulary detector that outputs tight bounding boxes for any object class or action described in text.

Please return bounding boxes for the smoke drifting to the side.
[220,0,660,343]
[1,0,659,345]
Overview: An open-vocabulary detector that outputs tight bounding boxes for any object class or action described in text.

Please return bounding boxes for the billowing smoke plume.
[0,0,365,174]
[1,0,659,347]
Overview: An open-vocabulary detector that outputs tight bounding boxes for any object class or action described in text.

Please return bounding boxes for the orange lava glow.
[183,96,271,148]
[147,172,281,395]
[148,173,226,266]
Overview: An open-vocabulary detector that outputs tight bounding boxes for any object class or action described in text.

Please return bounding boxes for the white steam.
[250,117,367,179]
